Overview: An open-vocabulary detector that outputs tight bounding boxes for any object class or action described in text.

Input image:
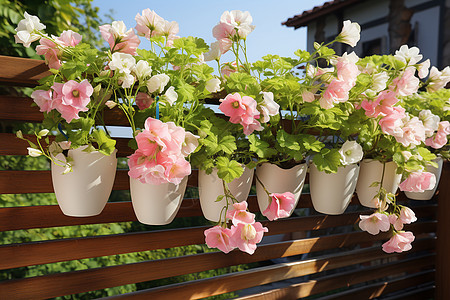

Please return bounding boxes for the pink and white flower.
[425,121,450,149]
[229,222,268,255]
[100,21,140,55]
[258,91,280,123]
[382,231,415,253]
[135,9,165,39]
[399,171,436,193]
[51,80,93,123]
[359,212,391,235]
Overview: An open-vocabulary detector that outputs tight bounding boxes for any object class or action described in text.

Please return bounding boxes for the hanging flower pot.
[405,156,444,200]
[356,159,402,208]
[255,162,307,216]
[51,146,117,217]
[130,176,188,225]
[198,166,254,222]
[309,163,359,215]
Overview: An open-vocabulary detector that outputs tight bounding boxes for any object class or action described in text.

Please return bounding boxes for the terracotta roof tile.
[283,0,363,28]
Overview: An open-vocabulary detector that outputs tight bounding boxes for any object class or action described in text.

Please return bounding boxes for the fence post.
[436,161,449,299]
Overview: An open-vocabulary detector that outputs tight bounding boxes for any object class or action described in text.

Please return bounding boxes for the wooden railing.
[0,55,447,299]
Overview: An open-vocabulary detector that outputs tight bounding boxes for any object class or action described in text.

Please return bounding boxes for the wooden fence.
[0,55,448,299]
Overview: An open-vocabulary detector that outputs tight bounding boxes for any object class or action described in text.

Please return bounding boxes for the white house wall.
[305,0,440,60]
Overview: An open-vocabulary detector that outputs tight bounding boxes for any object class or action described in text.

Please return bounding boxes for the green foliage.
[312,148,342,173]
[0,0,110,58]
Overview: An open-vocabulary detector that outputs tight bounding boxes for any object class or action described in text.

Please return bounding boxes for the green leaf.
[248,134,277,158]
[312,148,341,173]
[217,135,237,154]
[216,157,244,183]
[91,129,116,156]
[215,195,225,202]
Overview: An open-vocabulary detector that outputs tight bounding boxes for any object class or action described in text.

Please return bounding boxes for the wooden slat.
[0,133,133,157]
[109,242,435,299]
[380,284,435,300]
[0,55,49,86]
[319,272,435,300]
[436,161,450,300]
[0,195,436,232]
[0,222,435,299]
[0,210,376,269]
[0,96,129,126]
[0,169,130,194]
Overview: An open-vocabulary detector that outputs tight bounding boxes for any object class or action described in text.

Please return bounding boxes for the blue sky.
[93,0,327,63]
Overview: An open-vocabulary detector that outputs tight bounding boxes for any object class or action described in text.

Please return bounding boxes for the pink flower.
[229,222,268,255]
[390,67,419,97]
[399,206,417,224]
[51,80,93,123]
[425,121,450,149]
[221,61,237,77]
[162,20,179,47]
[100,21,140,55]
[226,201,255,226]
[219,10,255,39]
[395,116,426,147]
[204,226,235,254]
[135,92,154,110]
[36,38,61,70]
[135,119,171,157]
[219,93,261,135]
[31,89,53,112]
[399,171,436,193]
[359,212,391,235]
[162,155,191,185]
[379,107,406,138]
[262,192,296,221]
[320,78,352,109]
[128,151,167,185]
[382,231,415,253]
[135,9,165,39]
[56,30,82,47]
[388,214,404,231]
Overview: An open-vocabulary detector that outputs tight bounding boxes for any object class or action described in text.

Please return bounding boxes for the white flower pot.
[198,166,254,222]
[310,163,359,215]
[51,147,117,217]
[255,162,308,215]
[405,156,444,200]
[130,176,188,225]
[356,159,402,208]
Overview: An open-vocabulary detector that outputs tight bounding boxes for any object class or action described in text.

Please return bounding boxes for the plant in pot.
[15,12,118,217]
[355,45,449,253]
[98,9,219,225]
[400,88,450,200]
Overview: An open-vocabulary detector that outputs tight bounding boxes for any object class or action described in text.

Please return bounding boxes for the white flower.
[371,71,389,92]
[204,41,222,61]
[205,77,221,93]
[110,21,127,37]
[395,45,423,65]
[37,129,49,137]
[181,132,199,156]
[105,100,117,109]
[427,66,450,92]
[147,74,170,93]
[419,109,440,137]
[220,10,255,39]
[418,59,430,79]
[109,52,136,74]
[336,20,360,47]
[14,12,46,47]
[119,73,135,88]
[259,91,280,123]
[339,140,363,165]
[27,147,43,157]
[133,60,152,80]
[164,86,178,105]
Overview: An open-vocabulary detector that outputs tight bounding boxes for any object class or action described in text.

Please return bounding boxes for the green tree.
[0,0,110,58]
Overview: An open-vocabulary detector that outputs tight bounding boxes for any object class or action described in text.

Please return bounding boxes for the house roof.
[282,0,364,29]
